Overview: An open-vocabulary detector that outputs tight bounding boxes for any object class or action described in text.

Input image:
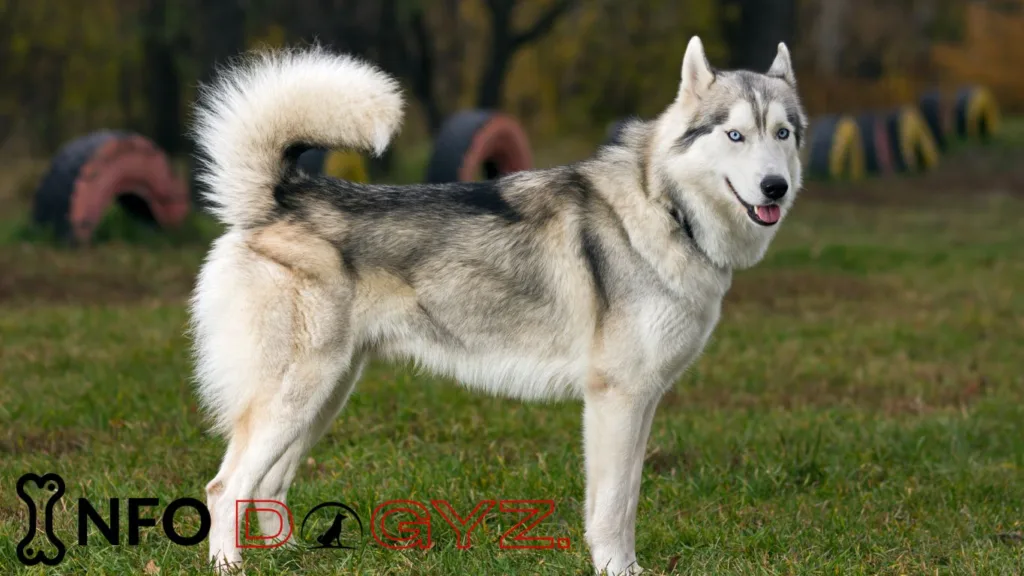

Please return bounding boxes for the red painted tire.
[425,110,532,183]
[32,131,189,244]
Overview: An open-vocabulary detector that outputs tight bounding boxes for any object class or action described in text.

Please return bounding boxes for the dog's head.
[652,36,807,269]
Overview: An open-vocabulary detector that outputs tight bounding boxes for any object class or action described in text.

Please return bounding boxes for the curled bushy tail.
[192,46,404,228]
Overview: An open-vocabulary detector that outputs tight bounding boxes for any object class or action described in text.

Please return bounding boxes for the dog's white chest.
[634,266,731,382]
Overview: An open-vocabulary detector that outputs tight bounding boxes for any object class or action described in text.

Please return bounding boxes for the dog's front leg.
[583,385,659,576]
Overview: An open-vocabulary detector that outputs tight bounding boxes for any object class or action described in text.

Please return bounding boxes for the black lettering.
[162,498,211,546]
[78,498,119,545]
[127,498,159,545]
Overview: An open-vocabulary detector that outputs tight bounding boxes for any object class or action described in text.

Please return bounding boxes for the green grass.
[2,144,1024,575]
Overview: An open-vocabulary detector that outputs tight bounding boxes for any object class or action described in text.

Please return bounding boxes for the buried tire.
[855,114,895,176]
[918,90,952,151]
[885,107,940,173]
[297,148,370,182]
[954,85,1001,142]
[425,110,532,183]
[807,115,865,181]
[31,131,189,244]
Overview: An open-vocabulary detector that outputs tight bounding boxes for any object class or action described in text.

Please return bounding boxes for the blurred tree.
[721,0,796,71]
[140,0,188,156]
[477,0,576,109]
[932,0,1024,112]
[190,0,246,206]
[196,0,246,89]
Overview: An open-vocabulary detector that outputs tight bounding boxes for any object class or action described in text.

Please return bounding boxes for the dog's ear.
[678,36,714,102]
[766,42,796,86]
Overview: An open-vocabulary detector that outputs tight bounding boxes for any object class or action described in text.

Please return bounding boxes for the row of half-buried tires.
[806,85,1001,181]
[31,86,999,244]
[31,109,535,245]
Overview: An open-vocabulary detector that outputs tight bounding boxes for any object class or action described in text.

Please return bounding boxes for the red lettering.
[430,500,495,550]
[498,500,556,550]
[235,500,292,549]
[371,500,432,550]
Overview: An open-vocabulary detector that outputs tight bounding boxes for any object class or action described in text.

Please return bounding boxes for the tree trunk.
[478,2,515,109]
[814,0,849,76]
[141,0,182,155]
[191,0,247,208]
[723,0,797,71]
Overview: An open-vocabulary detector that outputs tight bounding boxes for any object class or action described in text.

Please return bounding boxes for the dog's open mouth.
[725,178,780,226]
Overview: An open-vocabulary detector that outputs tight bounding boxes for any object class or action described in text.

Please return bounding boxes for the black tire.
[954,85,999,142]
[807,115,839,180]
[426,111,495,184]
[884,110,909,172]
[425,110,532,184]
[885,108,940,173]
[855,114,879,174]
[31,130,124,242]
[918,90,948,150]
[297,148,328,175]
[954,87,974,140]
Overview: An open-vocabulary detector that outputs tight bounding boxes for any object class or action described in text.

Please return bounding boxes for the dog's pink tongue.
[756,205,781,224]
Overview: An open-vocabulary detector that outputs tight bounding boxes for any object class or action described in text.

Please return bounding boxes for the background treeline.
[1,0,1022,160]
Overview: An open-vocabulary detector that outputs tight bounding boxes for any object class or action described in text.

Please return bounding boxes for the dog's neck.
[632,124,719,268]
[667,198,720,268]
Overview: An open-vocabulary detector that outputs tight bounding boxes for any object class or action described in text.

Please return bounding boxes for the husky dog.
[189,36,805,575]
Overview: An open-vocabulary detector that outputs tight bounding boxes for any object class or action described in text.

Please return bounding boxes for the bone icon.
[16,472,67,566]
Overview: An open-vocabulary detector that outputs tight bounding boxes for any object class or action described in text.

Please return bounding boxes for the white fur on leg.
[624,397,659,555]
[209,422,299,574]
[202,285,355,572]
[584,387,655,576]
[255,357,367,542]
[207,352,353,573]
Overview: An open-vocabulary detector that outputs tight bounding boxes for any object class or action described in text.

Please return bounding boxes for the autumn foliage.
[0,0,1020,159]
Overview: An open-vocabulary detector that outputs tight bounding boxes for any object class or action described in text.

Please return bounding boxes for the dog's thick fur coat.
[190,38,806,575]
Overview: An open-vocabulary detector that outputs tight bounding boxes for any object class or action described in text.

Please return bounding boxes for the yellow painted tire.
[954,85,1001,142]
[295,148,370,183]
[323,150,369,183]
[808,115,865,181]
[885,107,940,172]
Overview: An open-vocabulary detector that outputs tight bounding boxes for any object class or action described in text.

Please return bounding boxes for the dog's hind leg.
[196,231,356,573]
[254,354,367,543]
[205,335,355,573]
[583,384,659,576]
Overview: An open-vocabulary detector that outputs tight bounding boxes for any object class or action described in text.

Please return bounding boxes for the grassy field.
[1,139,1023,575]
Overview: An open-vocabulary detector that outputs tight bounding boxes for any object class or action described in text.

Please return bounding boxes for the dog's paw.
[212,562,246,576]
[592,551,644,576]
[210,552,245,576]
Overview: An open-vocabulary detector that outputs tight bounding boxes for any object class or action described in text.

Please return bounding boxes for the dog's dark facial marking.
[675,107,729,151]
[737,76,766,133]
[785,104,806,147]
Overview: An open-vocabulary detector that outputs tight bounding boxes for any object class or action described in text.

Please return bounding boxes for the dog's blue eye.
[727,130,743,142]
[777,128,790,140]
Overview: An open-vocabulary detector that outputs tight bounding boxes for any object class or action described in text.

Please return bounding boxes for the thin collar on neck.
[669,204,713,264]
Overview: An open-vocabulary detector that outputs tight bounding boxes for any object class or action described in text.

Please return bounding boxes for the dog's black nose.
[760,175,788,200]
